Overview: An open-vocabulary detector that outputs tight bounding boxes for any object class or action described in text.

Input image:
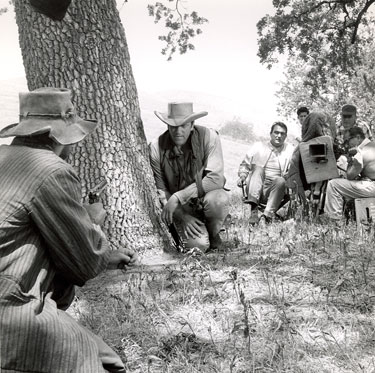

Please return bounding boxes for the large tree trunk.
[13,0,172,251]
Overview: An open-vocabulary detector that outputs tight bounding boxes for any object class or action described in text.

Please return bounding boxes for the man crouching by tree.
[238,122,294,225]
[149,102,229,253]
[0,87,137,373]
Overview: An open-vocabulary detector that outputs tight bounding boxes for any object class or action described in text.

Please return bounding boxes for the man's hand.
[83,202,106,226]
[347,149,363,180]
[239,173,247,182]
[107,248,138,270]
[161,194,180,225]
[350,156,361,168]
[181,214,205,238]
[237,174,247,188]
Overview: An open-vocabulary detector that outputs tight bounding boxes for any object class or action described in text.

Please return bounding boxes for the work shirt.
[0,141,110,373]
[238,141,295,181]
[352,138,371,169]
[149,127,226,205]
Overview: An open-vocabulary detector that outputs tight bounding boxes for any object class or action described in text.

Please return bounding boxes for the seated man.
[0,87,137,373]
[325,127,375,221]
[238,122,294,224]
[149,102,229,252]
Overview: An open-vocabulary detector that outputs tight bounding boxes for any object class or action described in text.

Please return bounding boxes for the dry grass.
[70,192,375,373]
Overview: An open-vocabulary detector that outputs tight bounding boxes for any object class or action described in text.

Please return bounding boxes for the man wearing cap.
[238,122,294,224]
[149,102,229,252]
[0,87,137,373]
[336,104,373,146]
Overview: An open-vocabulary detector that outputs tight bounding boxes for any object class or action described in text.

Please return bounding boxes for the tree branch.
[298,0,342,17]
[175,0,184,29]
[350,0,375,43]
[363,72,375,95]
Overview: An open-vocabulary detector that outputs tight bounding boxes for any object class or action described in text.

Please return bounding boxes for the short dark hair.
[270,122,288,134]
[348,126,365,140]
[297,106,309,116]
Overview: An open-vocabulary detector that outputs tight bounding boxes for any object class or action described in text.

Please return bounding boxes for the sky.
[0,0,298,134]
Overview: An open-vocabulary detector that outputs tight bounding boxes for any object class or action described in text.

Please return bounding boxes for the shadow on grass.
[70,209,375,373]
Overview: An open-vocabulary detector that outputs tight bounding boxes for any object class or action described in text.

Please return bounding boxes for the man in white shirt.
[325,127,375,221]
[238,122,295,224]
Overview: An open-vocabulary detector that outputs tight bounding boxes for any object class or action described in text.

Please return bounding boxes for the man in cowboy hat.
[149,102,229,252]
[0,87,137,373]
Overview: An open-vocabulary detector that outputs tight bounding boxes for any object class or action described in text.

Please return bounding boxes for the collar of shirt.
[359,138,371,149]
[268,142,286,154]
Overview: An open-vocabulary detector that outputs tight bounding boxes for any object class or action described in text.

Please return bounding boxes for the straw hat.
[154,102,208,127]
[0,87,98,145]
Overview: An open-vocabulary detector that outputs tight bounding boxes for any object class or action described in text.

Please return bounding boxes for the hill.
[0,77,254,188]
[0,77,28,142]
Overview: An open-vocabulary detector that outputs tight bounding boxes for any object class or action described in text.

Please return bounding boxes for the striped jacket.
[0,141,110,372]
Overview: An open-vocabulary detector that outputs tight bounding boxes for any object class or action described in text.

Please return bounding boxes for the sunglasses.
[342,114,353,119]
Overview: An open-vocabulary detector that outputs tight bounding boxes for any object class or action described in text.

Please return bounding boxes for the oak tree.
[11,0,206,251]
[257,0,375,92]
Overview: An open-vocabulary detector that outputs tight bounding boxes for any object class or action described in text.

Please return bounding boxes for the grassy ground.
[70,192,375,373]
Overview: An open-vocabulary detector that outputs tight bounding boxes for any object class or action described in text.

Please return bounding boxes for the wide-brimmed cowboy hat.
[154,102,208,127]
[0,87,98,145]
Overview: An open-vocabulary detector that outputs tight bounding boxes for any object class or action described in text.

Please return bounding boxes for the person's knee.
[203,190,229,213]
[327,179,340,193]
[185,233,210,252]
[326,179,333,192]
[251,165,264,176]
[274,177,286,189]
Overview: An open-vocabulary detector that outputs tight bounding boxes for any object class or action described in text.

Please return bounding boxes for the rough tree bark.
[13,0,172,252]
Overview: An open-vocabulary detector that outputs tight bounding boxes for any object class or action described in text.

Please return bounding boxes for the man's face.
[168,122,194,147]
[341,113,356,129]
[270,125,287,148]
[298,112,308,125]
[348,136,362,149]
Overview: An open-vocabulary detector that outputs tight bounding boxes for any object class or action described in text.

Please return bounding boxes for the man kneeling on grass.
[324,127,375,222]
[238,122,294,225]
[149,102,229,253]
[0,87,137,373]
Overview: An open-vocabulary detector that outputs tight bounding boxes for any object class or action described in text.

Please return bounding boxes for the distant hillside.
[0,77,28,144]
[0,77,261,140]
[139,89,257,140]
[0,77,254,188]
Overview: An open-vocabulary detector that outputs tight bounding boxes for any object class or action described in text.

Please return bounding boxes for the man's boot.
[206,233,223,253]
[249,203,259,225]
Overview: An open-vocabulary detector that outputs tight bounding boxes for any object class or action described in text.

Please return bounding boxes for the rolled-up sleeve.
[238,143,259,178]
[29,167,110,286]
[238,154,253,178]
